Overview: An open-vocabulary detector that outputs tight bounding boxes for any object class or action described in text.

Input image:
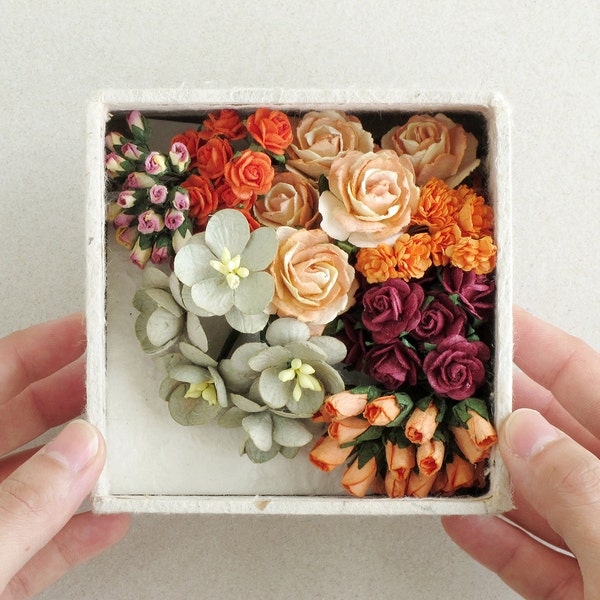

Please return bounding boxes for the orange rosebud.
[393,233,433,281]
[328,417,370,446]
[384,469,408,498]
[224,149,275,200]
[341,456,377,498]
[443,454,476,492]
[416,439,445,476]
[355,244,399,284]
[372,474,386,496]
[411,178,461,232]
[309,435,353,472]
[198,109,246,141]
[324,391,368,420]
[180,174,219,231]
[446,235,497,275]
[196,137,233,180]
[385,440,416,480]
[246,108,293,155]
[407,470,437,498]
[171,128,201,169]
[363,395,401,426]
[405,402,439,444]
[311,406,333,424]
[451,410,498,464]
[429,224,462,267]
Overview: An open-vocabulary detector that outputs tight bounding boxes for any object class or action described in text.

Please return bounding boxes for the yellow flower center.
[278,358,322,402]
[185,380,218,405]
[210,247,250,289]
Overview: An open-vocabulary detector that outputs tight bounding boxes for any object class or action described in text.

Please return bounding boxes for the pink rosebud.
[106,202,123,224]
[130,238,151,269]
[138,210,164,234]
[164,208,185,231]
[105,131,125,151]
[172,190,190,211]
[172,228,192,252]
[151,244,169,264]
[149,184,168,204]
[115,226,138,250]
[114,213,136,228]
[126,110,145,132]
[145,151,167,175]
[125,172,156,189]
[105,152,126,178]
[117,190,137,208]
[169,142,191,173]
[121,142,142,160]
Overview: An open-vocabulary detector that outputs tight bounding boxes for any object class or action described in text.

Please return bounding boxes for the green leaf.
[137,233,154,250]
[318,174,330,195]
[451,397,490,427]
[423,342,438,352]
[340,425,383,448]
[386,393,414,427]
[356,441,381,469]
[385,426,411,449]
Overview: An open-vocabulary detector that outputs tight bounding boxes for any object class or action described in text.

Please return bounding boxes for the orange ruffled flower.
[393,233,433,280]
[246,108,293,155]
[198,109,246,141]
[412,178,461,232]
[446,235,497,275]
[355,244,398,284]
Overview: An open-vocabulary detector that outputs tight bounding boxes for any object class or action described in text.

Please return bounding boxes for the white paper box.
[87,89,512,515]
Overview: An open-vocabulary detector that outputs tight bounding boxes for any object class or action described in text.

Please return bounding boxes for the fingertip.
[501,408,563,459]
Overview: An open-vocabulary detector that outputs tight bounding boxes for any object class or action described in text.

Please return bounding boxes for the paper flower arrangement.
[105,106,498,499]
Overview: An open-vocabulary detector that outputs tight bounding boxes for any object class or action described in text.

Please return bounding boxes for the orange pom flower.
[429,224,462,267]
[224,149,275,200]
[246,108,293,155]
[393,233,433,280]
[446,235,497,274]
[355,244,398,284]
[196,137,233,180]
[412,178,461,232]
[455,185,494,238]
[198,108,246,141]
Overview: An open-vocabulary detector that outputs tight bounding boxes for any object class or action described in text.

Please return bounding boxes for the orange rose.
[215,180,256,211]
[328,417,370,445]
[341,456,377,498]
[381,113,480,188]
[270,228,358,328]
[309,435,353,472]
[171,128,201,169]
[254,172,319,229]
[198,108,246,141]
[407,470,437,498]
[443,454,477,492]
[450,410,498,464]
[196,137,233,180]
[323,391,368,420]
[393,233,433,280]
[180,174,218,231]
[246,108,293,155]
[224,149,275,200]
[355,244,399,284]
[416,439,445,476]
[384,469,408,498]
[446,235,497,275]
[385,441,416,480]
[363,395,401,426]
[405,402,439,444]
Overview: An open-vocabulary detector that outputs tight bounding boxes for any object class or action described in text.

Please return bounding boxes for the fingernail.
[503,408,563,459]
[42,420,100,473]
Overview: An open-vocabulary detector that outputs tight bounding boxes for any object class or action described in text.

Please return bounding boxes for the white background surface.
[1,1,598,598]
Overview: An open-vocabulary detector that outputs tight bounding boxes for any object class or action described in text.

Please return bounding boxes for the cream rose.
[381,113,480,188]
[270,227,358,329]
[319,150,420,247]
[286,110,373,178]
[253,172,320,229]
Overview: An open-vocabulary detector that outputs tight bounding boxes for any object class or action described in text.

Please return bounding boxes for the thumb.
[501,408,600,590]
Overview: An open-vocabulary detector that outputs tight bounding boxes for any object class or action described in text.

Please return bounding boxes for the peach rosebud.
[309,435,353,472]
[407,470,437,498]
[405,402,439,444]
[341,457,377,498]
[363,395,401,426]
[328,417,370,446]
[451,409,498,464]
[324,391,368,420]
[416,439,445,476]
[384,469,408,498]
[443,455,476,493]
[129,238,151,269]
[385,440,416,480]
[311,406,333,423]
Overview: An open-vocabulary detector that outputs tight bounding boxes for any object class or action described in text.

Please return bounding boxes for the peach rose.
[198,109,246,141]
[363,395,401,426]
[323,391,368,420]
[196,136,233,180]
[309,435,353,472]
[381,113,480,188]
[341,456,377,498]
[405,402,439,444]
[246,108,293,155]
[328,417,370,445]
[385,441,416,480]
[180,174,219,231]
[319,150,420,248]
[253,172,319,229]
[450,410,498,464]
[286,110,374,178]
[416,439,445,476]
[270,227,358,328]
[224,149,275,200]
[384,469,408,498]
[407,470,437,498]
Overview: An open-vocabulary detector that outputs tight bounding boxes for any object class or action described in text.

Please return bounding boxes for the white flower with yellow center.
[278,358,322,402]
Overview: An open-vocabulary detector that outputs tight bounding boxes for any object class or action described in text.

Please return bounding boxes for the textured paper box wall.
[87,89,512,515]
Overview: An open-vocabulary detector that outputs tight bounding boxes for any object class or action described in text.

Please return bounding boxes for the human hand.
[442,306,600,598]
[0,314,130,598]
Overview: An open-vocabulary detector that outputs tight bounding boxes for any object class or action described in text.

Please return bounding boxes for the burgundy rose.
[441,266,495,321]
[412,293,468,345]
[364,341,422,390]
[423,334,490,400]
[336,312,367,371]
[362,279,424,344]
